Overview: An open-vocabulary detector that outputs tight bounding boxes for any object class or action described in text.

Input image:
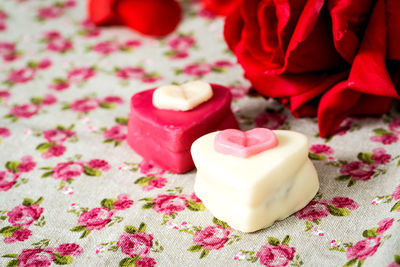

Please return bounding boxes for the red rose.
[17,156,36,173]
[56,243,83,256]
[71,98,99,113]
[87,159,111,171]
[18,248,54,267]
[340,161,376,181]
[7,204,43,227]
[104,125,127,141]
[117,232,153,257]
[294,201,330,221]
[346,237,380,260]
[392,185,400,201]
[225,0,400,137]
[113,194,134,210]
[7,68,35,84]
[135,257,156,267]
[309,144,334,155]
[10,103,39,118]
[77,207,114,230]
[52,162,84,181]
[256,243,296,267]
[193,225,231,250]
[0,170,19,191]
[0,127,11,138]
[43,129,75,143]
[4,228,32,244]
[201,0,242,16]
[330,197,359,210]
[67,67,95,83]
[152,194,187,215]
[377,217,394,234]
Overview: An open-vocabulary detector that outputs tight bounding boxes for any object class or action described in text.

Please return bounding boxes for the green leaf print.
[0,226,22,237]
[362,227,378,238]
[5,161,19,173]
[6,259,19,267]
[119,257,138,267]
[186,199,205,212]
[188,245,203,252]
[328,205,351,216]
[53,253,73,265]
[22,198,34,206]
[83,165,101,176]
[212,217,229,229]
[267,237,280,246]
[390,200,400,212]
[101,198,116,210]
[124,225,137,234]
[138,223,146,232]
[342,258,357,267]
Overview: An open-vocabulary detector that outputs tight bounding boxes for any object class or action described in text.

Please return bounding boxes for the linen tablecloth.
[1,1,399,266]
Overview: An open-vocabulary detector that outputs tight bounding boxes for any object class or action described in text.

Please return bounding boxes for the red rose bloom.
[52,162,84,181]
[256,243,296,267]
[77,207,114,230]
[340,161,376,181]
[56,243,83,256]
[0,170,19,191]
[294,201,329,221]
[117,232,153,257]
[201,0,242,16]
[193,225,231,250]
[18,248,55,267]
[346,237,381,260]
[224,0,400,137]
[152,194,188,215]
[7,204,43,227]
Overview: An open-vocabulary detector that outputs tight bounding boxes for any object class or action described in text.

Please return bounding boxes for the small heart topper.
[214,128,278,158]
[152,81,213,111]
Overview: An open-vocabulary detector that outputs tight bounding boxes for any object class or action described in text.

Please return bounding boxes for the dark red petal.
[224,4,244,52]
[117,0,181,37]
[327,0,374,63]
[87,0,121,25]
[201,0,242,16]
[387,0,400,60]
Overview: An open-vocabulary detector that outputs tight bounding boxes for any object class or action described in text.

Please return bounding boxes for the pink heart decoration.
[214,128,278,158]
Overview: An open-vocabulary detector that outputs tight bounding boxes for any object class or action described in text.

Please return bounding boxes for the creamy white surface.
[152,81,213,111]
[191,130,320,232]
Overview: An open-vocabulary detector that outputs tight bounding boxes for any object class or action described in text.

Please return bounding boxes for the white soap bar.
[152,81,213,111]
[191,130,319,233]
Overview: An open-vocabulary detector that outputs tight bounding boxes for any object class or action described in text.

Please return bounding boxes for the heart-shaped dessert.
[214,128,278,157]
[152,81,213,111]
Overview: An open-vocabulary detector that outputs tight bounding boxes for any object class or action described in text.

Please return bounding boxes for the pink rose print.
[371,148,391,165]
[138,160,165,176]
[330,197,359,210]
[103,96,124,104]
[52,162,84,181]
[166,34,195,59]
[310,144,334,155]
[79,19,101,37]
[93,41,120,55]
[114,194,134,211]
[0,10,8,31]
[213,60,233,68]
[229,84,249,99]
[254,112,287,130]
[142,177,167,192]
[87,159,111,171]
[43,129,75,143]
[7,204,43,227]
[377,217,394,234]
[37,58,52,69]
[193,225,231,250]
[42,144,66,159]
[117,232,153,257]
[77,207,114,230]
[49,79,70,91]
[190,193,202,203]
[152,194,188,215]
[0,170,20,191]
[56,243,83,256]
[116,67,145,80]
[340,161,376,181]
[370,134,399,145]
[0,127,11,138]
[256,243,296,267]
[392,185,400,201]
[0,42,20,61]
[10,103,39,118]
[17,248,55,267]
[388,118,400,135]
[42,94,57,105]
[17,156,36,172]
[37,0,75,21]
[70,98,99,113]
[7,68,35,84]
[295,201,330,221]
[4,228,32,244]
[183,62,212,76]
[0,90,11,103]
[67,67,95,83]
[346,237,381,261]
[135,257,156,267]
[104,124,127,142]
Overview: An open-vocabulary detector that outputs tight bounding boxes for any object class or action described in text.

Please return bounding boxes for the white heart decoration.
[152,81,213,111]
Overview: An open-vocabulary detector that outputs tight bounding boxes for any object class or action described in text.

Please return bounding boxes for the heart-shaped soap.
[152,81,213,111]
[214,128,278,157]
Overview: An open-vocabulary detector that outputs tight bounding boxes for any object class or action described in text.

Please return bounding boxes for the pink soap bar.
[127,84,239,173]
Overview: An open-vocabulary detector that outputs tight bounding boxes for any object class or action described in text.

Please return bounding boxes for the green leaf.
[188,245,203,252]
[2,254,18,258]
[34,197,44,205]
[83,165,101,176]
[124,225,137,234]
[212,217,229,228]
[186,199,205,212]
[394,254,400,265]
[328,205,351,216]
[100,198,115,210]
[6,259,19,267]
[362,227,378,238]
[267,237,280,246]
[373,128,393,136]
[35,142,53,153]
[119,257,137,267]
[22,198,34,206]
[142,202,154,209]
[347,180,356,187]
[53,253,73,265]
[115,117,128,125]
[70,225,86,232]
[357,152,373,164]
[342,258,357,267]
[138,222,146,232]
[99,102,115,109]
[281,235,290,245]
[5,161,19,173]
[390,200,400,212]
[335,175,351,181]
[41,171,53,178]
[200,249,210,258]
[0,226,21,237]
[357,259,364,267]
[80,229,91,238]
[308,152,326,161]
[30,97,42,106]
[134,176,154,186]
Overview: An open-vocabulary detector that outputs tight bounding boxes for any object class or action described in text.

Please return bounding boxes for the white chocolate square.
[191,130,319,232]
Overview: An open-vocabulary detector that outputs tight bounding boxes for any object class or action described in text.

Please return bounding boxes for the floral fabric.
[0,0,399,266]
